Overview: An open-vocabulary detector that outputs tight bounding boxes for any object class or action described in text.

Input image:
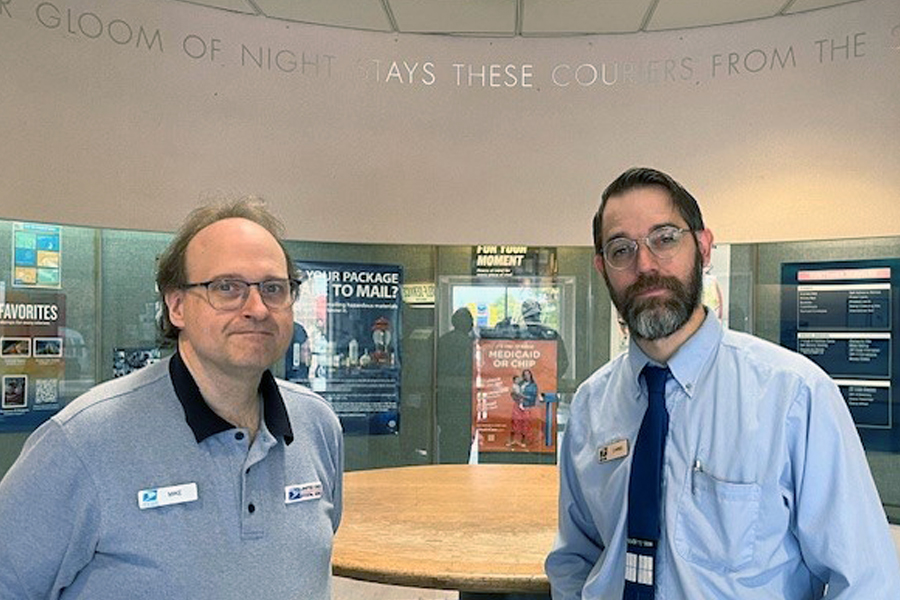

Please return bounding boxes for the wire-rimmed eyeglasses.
[181,278,301,311]
[601,226,693,270]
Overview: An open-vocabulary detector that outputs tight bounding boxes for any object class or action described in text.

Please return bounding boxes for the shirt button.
[235,431,245,441]
[248,503,256,514]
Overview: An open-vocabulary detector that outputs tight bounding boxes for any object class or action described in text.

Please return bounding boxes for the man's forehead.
[185,218,286,273]
[192,217,270,240]
[601,187,682,237]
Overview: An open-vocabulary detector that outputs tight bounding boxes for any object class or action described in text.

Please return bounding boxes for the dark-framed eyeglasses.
[601,226,693,270]
[181,277,300,311]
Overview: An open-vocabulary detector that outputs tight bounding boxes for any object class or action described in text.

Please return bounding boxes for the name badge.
[138,482,198,510]
[597,439,629,463]
[285,481,323,504]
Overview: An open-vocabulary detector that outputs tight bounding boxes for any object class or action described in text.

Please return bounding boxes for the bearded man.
[545,167,899,599]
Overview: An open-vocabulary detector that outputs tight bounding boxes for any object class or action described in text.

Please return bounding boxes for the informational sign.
[402,282,435,305]
[472,245,557,278]
[472,338,557,454]
[0,290,66,431]
[285,260,402,435]
[796,332,890,379]
[12,222,61,288]
[781,260,900,450]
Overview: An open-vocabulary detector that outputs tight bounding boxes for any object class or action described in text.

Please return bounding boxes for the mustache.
[623,273,685,301]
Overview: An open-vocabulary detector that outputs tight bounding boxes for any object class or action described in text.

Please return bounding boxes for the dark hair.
[156,197,298,342]
[451,307,474,331]
[592,167,705,255]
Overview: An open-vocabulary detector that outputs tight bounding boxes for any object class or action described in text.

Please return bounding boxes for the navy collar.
[169,351,294,445]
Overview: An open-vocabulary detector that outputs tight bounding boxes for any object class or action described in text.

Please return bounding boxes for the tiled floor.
[334,577,458,600]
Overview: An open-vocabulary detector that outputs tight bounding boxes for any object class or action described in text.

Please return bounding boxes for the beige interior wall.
[1,0,898,245]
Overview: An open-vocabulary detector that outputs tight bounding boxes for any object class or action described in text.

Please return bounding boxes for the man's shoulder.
[574,352,630,398]
[522,323,561,340]
[275,378,341,430]
[53,358,174,430]
[719,328,828,382]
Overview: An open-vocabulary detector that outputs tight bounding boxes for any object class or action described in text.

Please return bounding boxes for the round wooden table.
[333,464,558,598]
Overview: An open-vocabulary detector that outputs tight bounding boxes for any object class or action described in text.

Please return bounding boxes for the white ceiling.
[175,0,865,37]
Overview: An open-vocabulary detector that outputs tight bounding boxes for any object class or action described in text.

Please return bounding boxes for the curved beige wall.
[1,0,898,245]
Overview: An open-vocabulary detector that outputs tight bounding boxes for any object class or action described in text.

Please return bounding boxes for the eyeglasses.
[601,226,693,270]
[181,278,300,311]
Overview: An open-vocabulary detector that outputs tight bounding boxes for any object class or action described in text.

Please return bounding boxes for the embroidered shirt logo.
[285,481,323,504]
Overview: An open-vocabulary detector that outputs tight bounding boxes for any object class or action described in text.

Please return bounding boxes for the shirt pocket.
[673,464,761,572]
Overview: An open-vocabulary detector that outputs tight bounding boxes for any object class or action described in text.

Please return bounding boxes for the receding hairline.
[181,216,292,279]
[597,183,684,236]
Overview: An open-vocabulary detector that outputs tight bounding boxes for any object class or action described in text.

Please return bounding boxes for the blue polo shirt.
[0,353,343,599]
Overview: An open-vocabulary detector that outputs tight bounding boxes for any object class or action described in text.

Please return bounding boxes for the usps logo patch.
[285,481,323,504]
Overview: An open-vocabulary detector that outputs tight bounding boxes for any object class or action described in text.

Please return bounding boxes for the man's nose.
[634,242,659,273]
[241,285,270,317]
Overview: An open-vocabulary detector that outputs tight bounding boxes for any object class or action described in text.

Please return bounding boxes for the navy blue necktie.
[624,365,669,599]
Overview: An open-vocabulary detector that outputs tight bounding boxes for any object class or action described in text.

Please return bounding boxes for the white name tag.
[138,482,199,510]
[597,439,629,463]
[285,481,323,504]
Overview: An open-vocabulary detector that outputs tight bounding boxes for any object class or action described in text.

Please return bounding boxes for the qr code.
[34,379,59,405]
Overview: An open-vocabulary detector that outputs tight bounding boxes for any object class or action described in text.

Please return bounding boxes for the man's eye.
[213,280,241,294]
[261,282,286,296]
[610,244,632,258]
[653,229,680,246]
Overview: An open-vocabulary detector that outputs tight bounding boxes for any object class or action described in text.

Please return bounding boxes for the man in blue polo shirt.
[0,198,343,599]
[545,167,900,598]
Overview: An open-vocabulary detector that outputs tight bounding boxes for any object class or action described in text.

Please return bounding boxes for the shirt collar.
[626,309,723,398]
[169,351,294,445]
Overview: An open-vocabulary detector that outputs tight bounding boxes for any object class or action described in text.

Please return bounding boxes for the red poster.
[472,338,558,454]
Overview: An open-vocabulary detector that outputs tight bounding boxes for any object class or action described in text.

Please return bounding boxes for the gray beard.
[628,300,691,340]
[606,249,703,341]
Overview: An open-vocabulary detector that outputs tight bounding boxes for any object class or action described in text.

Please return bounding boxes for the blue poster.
[285,260,402,435]
[0,290,67,432]
[781,260,900,451]
[12,223,62,288]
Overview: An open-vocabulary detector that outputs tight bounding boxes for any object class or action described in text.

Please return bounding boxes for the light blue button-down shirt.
[545,313,900,599]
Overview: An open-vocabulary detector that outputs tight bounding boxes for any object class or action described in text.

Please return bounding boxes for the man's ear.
[165,289,187,329]
[695,228,714,268]
[593,254,606,276]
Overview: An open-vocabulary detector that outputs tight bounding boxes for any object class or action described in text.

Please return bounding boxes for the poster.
[472,338,558,454]
[0,290,66,431]
[285,260,402,435]
[13,222,62,288]
[781,260,900,451]
[471,245,557,278]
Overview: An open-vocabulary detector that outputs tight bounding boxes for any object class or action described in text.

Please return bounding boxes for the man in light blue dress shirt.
[545,167,900,598]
